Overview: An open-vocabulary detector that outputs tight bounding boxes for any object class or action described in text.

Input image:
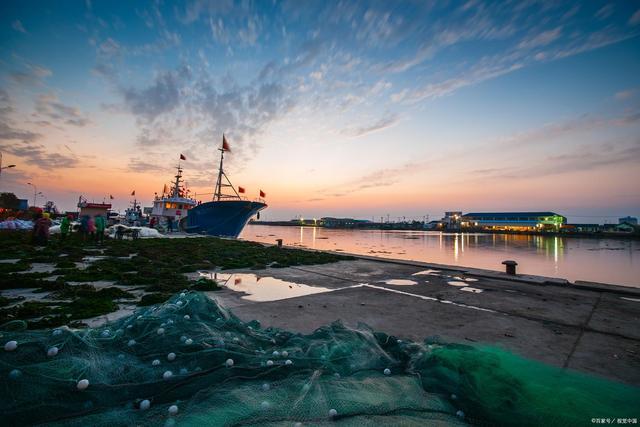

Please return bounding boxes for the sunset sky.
[1,0,639,223]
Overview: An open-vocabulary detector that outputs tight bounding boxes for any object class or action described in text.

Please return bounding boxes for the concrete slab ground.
[210,259,640,386]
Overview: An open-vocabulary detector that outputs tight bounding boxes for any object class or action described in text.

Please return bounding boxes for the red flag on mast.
[259,190,266,198]
[222,134,230,152]
[131,190,135,196]
[109,195,114,200]
[238,186,246,194]
[180,154,186,160]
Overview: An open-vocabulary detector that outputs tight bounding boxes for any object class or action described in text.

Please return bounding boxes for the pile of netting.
[1,292,638,426]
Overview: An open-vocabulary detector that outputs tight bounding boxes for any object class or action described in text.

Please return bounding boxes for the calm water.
[239,225,640,287]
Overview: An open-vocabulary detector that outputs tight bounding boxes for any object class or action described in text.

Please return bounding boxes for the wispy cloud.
[615,88,637,100]
[517,27,562,49]
[34,94,91,127]
[9,63,52,86]
[11,20,27,33]
[341,113,399,138]
[472,140,640,180]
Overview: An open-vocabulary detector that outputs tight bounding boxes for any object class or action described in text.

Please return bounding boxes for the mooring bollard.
[276,239,283,248]
[502,260,518,275]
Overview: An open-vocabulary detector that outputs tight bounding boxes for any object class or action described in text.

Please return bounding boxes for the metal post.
[27,182,37,207]
[502,260,518,275]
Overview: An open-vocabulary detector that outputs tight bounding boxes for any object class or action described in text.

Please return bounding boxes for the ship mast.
[213,135,241,201]
[172,165,183,198]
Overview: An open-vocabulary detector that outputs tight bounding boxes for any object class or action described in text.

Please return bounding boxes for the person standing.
[33,212,52,246]
[94,214,106,244]
[87,216,96,241]
[80,215,89,241]
[167,216,173,232]
[60,215,71,241]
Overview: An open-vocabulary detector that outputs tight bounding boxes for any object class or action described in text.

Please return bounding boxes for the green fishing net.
[1,292,638,426]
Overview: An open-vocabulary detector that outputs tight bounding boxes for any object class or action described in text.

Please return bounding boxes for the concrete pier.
[212,257,640,386]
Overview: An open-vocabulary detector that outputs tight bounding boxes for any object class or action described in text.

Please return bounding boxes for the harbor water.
[240,225,640,287]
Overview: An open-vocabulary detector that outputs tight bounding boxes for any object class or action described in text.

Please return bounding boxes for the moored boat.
[185,135,266,237]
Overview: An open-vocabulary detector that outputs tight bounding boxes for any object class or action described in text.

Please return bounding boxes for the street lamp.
[27,182,43,207]
[0,152,16,189]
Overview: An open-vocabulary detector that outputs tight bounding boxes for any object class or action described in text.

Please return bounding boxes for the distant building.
[603,223,636,233]
[442,211,462,229]
[460,212,566,231]
[78,196,111,218]
[563,223,600,233]
[619,216,638,226]
[321,217,371,228]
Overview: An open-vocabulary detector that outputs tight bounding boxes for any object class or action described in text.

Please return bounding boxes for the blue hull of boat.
[184,200,266,237]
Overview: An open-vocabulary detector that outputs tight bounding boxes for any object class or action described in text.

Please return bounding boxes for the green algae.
[0,231,351,328]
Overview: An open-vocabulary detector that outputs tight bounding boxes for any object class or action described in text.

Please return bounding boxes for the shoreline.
[240,235,640,290]
[250,221,640,240]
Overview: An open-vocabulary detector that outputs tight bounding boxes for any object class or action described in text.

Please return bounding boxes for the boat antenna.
[213,134,241,201]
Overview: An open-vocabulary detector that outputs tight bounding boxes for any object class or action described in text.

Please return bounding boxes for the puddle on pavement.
[460,287,483,293]
[384,279,417,286]
[0,259,20,264]
[196,272,333,302]
[447,281,468,287]
[412,269,440,276]
[453,276,479,282]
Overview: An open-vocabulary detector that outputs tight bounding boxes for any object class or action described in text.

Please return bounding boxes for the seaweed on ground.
[0,231,352,328]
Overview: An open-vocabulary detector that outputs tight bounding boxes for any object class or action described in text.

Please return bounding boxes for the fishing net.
[1,292,638,426]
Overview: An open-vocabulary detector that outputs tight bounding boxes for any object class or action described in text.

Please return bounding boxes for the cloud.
[122,69,186,123]
[98,37,121,56]
[34,94,91,127]
[341,114,399,138]
[9,64,52,86]
[0,89,80,170]
[127,158,170,173]
[322,161,425,198]
[1,140,80,170]
[494,110,640,148]
[517,27,562,49]
[392,60,523,104]
[0,89,40,142]
[475,141,640,180]
[630,9,640,25]
[615,89,637,100]
[595,4,614,20]
[11,20,27,33]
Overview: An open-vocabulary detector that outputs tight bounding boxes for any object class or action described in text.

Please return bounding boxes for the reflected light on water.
[240,226,640,287]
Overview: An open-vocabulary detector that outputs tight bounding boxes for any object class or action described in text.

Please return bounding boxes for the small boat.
[184,136,267,237]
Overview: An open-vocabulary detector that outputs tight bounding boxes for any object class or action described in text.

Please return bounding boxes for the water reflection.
[199,272,333,302]
[240,225,640,287]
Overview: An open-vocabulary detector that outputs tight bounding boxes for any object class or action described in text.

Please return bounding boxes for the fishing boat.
[150,165,197,229]
[184,135,267,237]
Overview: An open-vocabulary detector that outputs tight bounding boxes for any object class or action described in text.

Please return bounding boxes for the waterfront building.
[321,217,372,228]
[442,211,462,230]
[77,196,111,218]
[563,223,600,233]
[619,216,638,226]
[460,212,566,231]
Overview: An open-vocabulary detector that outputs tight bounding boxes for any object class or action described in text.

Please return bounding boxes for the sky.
[0,0,639,223]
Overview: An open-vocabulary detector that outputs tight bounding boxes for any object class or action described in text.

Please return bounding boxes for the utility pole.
[0,152,17,190]
[27,182,43,207]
